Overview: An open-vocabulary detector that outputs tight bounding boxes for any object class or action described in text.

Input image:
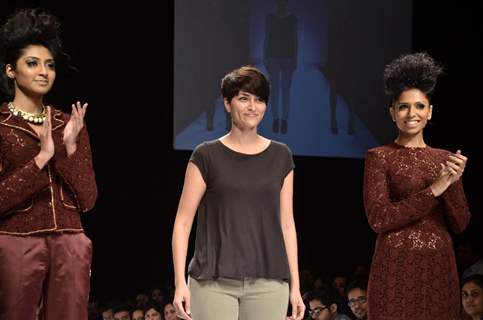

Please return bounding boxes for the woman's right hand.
[430,164,452,197]
[34,106,54,169]
[173,282,192,320]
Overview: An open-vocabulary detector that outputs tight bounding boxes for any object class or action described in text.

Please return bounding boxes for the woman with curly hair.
[0,8,97,319]
[363,52,471,319]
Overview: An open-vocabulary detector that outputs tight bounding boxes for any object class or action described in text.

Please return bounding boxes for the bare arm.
[172,161,206,320]
[280,170,305,320]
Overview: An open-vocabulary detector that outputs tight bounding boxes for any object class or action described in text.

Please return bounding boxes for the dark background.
[1,0,481,302]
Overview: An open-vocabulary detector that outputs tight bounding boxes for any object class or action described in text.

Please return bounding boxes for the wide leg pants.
[0,232,92,320]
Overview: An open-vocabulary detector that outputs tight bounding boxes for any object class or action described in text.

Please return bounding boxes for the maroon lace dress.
[363,143,470,320]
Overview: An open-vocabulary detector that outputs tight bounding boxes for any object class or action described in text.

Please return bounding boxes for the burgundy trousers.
[0,232,92,320]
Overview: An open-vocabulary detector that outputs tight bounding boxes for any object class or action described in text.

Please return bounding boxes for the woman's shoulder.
[194,139,219,150]
[192,139,220,157]
[268,139,292,154]
[364,144,409,167]
[269,139,290,149]
[366,143,396,156]
[427,145,451,155]
[426,146,455,161]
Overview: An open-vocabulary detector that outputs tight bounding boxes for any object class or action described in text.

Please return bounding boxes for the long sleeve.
[53,125,97,212]
[441,179,470,234]
[0,156,50,217]
[363,149,439,234]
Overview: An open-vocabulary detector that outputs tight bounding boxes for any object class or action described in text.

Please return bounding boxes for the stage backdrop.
[173,0,412,158]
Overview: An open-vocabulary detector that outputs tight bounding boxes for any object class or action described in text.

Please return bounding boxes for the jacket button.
[48,201,52,208]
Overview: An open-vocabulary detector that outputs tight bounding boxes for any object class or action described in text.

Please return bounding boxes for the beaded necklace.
[8,102,47,124]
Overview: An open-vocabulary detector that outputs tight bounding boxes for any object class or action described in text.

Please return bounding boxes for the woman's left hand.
[445,150,468,184]
[287,289,305,320]
[63,101,88,154]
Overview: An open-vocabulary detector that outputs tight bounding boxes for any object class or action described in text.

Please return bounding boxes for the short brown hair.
[221,65,270,103]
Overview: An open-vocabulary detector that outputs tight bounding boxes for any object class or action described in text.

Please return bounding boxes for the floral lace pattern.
[363,143,470,320]
[0,102,97,234]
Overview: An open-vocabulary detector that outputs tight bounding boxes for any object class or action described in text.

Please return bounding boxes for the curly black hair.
[384,52,444,105]
[0,8,63,96]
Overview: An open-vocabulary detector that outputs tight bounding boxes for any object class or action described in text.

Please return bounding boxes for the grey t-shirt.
[188,139,294,281]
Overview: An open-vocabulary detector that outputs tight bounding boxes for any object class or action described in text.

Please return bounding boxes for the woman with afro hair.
[363,52,471,319]
[0,8,97,319]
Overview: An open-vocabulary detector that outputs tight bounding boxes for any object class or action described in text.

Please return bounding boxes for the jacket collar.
[0,102,65,139]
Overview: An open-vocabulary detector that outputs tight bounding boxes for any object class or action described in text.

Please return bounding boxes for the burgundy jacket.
[0,102,97,235]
